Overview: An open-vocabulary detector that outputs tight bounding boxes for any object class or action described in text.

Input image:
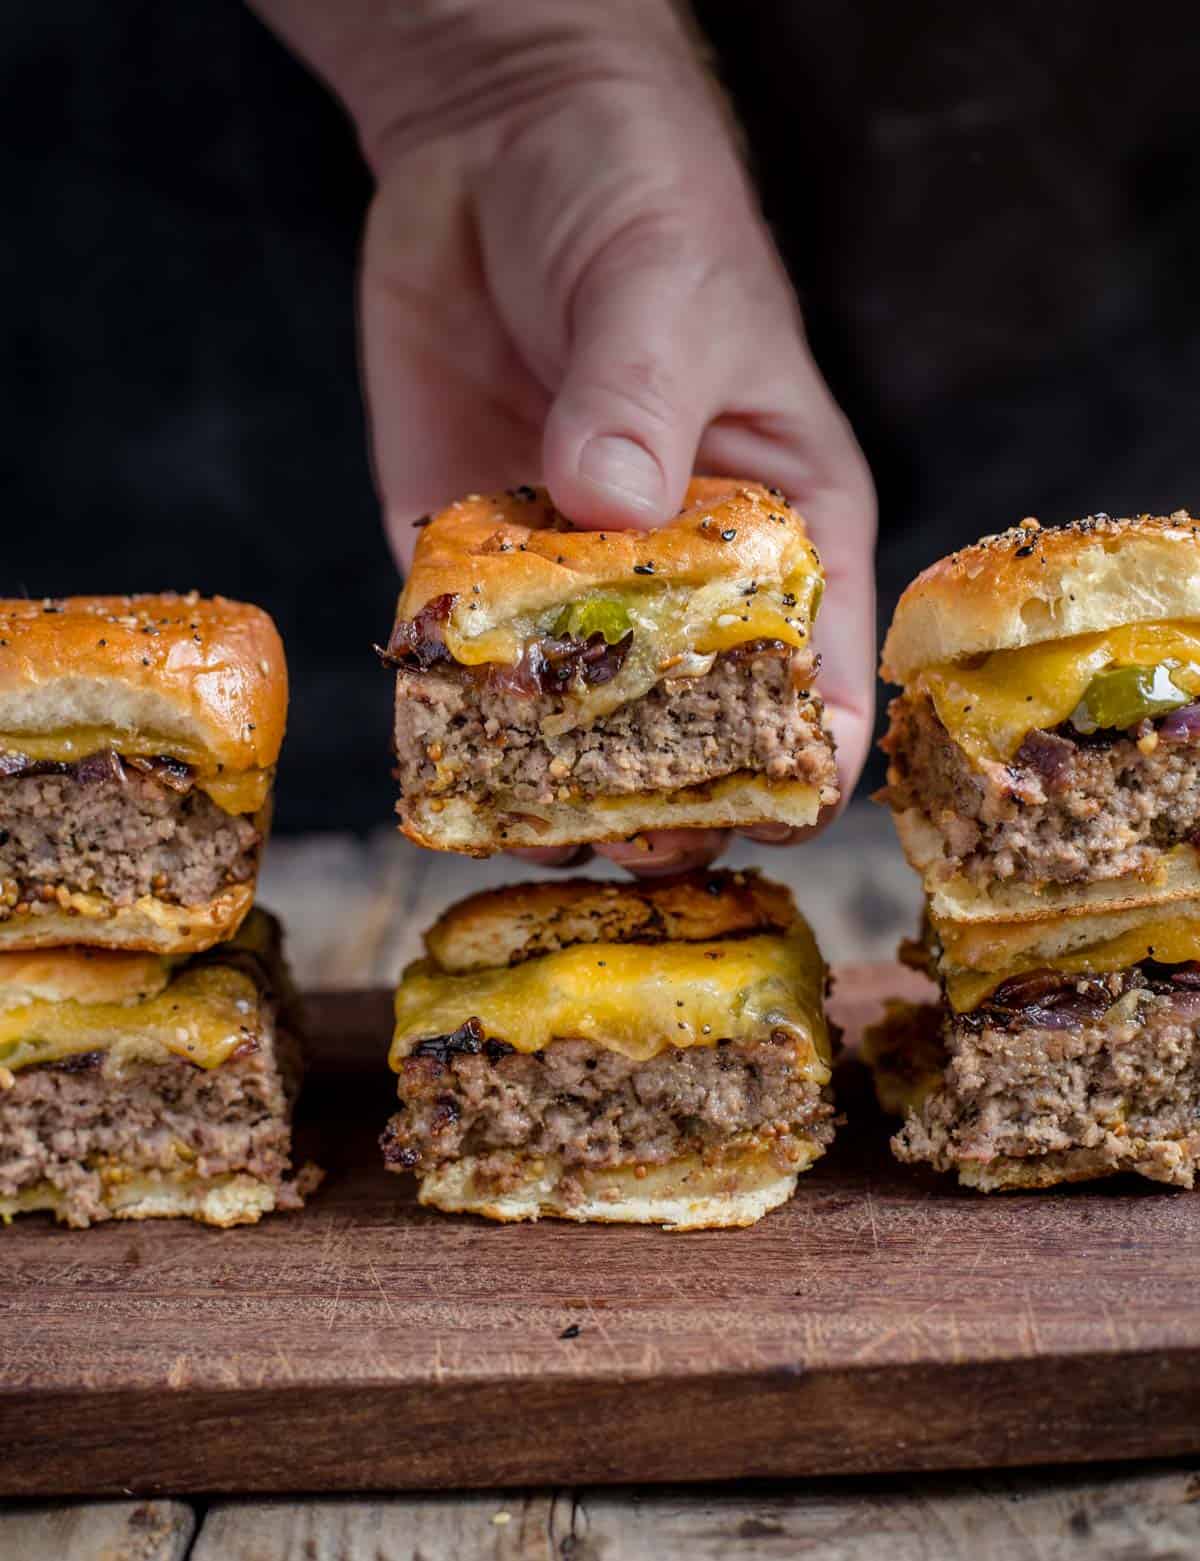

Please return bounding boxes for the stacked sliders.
[870,512,1200,1188]
[381,871,835,1228]
[0,594,317,1225]
[379,477,841,1227]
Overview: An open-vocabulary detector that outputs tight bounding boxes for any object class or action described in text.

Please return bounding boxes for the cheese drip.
[392,926,831,1071]
[0,728,272,816]
[0,910,274,1071]
[918,620,1200,767]
[442,569,822,729]
[942,915,1200,1013]
[0,964,263,1073]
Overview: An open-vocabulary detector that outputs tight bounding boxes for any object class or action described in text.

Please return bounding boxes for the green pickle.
[553,597,632,644]
[1070,663,1190,734]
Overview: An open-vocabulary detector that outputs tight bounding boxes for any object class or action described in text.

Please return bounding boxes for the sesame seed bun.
[0,593,287,772]
[881,512,1200,684]
[396,477,819,636]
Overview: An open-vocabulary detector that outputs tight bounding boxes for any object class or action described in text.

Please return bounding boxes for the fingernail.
[577,436,664,512]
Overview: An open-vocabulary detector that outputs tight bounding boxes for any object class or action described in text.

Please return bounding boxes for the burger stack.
[0,594,316,1226]
[377,478,843,1227]
[868,512,1200,1190]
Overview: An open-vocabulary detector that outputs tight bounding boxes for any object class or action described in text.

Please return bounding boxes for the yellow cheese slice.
[918,620,1200,766]
[0,910,274,1072]
[0,727,272,816]
[197,767,273,816]
[442,570,822,734]
[442,569,820,670]
[0,963,263,1074]
[944,915,1200,1012]
[392,927,831,1072]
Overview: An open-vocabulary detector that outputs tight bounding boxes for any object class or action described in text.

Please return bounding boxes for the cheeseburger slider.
[0,910,319,1226]
[0,594,285,952]
[380,870,835,1227]
[382,479,838,855]
[865,895,1200,1190]
[880,512,1200,924]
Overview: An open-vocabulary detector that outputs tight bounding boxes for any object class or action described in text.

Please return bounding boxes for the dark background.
[4,1,1198,831]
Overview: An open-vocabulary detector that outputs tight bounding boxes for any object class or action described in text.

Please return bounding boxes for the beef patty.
[0,1023,302,1226]
[381,1031,835,1175]
[393,646,836,807]
[0,759,261,910]
[882,691,1200,885]
[894,969,1200,1186]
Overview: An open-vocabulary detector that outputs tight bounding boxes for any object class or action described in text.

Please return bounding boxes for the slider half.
[381,871,835,1228]
[0,593,286,952]
[879,511,1200,924]
[0,910,319,1226]
[864,900,1200,1189]
[382,479,838,855]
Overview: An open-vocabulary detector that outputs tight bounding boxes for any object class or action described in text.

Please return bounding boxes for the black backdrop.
[4,1,1198,830]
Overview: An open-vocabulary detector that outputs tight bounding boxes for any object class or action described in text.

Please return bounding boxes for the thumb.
[541,222,717,530]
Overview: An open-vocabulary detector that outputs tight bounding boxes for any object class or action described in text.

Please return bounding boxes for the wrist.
[251,0,704,175]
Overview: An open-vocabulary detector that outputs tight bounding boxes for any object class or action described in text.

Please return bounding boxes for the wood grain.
[0,1501,194,1560]
[548,1466,1200,1560]
[192,1494,561,1561]
[137,1465,1200,1560]
[4,964,1200,1497]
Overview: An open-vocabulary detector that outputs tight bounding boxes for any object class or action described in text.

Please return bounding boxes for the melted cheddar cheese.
[0,728,272,816]
[0,910,274,1072]
[943,914,1200,1012]
[391,927,830,1072]
[0,963,263,1073]
[442,570,822,728]
[918,621,1200,766]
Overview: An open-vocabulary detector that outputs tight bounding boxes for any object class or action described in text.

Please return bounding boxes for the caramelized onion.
[380,592,457,670]
[492,630,633,696]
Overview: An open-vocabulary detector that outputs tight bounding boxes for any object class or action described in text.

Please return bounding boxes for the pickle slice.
[1069,663,1191,734]
[553,597,633,644]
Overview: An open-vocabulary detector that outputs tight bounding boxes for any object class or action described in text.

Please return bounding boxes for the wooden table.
[5,807,1200,1558]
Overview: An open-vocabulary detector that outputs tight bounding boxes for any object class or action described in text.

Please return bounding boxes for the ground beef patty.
[394,647,835,807]
[882,691,1200,885]
[381,1031,835,1174]
[0,762,260,910]
[0,1026,303,1226]
[894,971,1200,1186]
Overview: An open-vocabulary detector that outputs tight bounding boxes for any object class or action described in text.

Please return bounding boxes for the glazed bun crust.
[881,511,1200,684]
[0,882,255,955]
[0,594,287,770]
[396,477,819,635]
[425,868,798,974]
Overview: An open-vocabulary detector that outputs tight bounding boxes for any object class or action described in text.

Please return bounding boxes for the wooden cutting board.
[3,964,1200,1498]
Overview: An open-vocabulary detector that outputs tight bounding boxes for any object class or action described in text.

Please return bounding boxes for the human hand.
[252,0,876,875]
